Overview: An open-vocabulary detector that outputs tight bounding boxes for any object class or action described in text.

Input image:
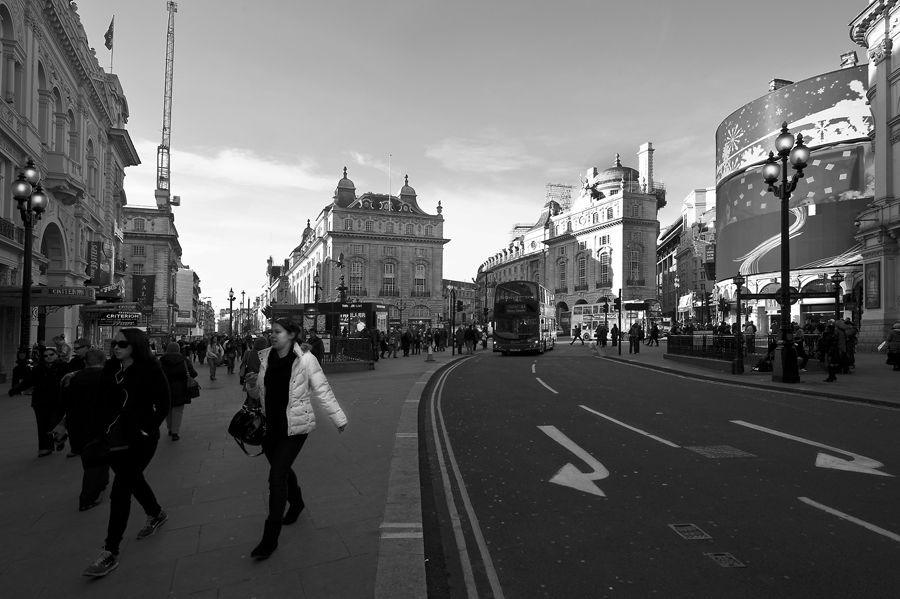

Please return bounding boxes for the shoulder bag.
[184,360,201,398]
[227,402,266,457]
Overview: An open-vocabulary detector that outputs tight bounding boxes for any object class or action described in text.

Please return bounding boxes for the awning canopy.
[0,286,96,307]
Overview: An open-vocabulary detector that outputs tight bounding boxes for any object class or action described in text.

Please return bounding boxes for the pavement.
[592,339,900,409]
[0,341,894,598]
[0,347,464,599]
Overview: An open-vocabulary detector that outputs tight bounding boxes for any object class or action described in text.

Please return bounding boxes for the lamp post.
[762,122,810,384]
[733,272,745,375]
[11,160,49,379]
[228,288,235,337]
[394,298,408,327]
[830,270,844,321]
[240,290,245,334]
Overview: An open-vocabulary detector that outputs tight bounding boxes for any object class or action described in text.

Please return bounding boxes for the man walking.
[570,324,584,345]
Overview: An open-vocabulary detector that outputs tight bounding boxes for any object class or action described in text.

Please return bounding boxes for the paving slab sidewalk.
[594,341,900,409]
[0,348,460,598]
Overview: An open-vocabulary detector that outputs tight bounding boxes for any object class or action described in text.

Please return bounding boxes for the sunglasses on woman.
[111,340,131,348]
[43,352,57,357]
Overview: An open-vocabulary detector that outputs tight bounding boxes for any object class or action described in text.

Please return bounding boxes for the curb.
[373,355,466,599]
[597,352,899,410]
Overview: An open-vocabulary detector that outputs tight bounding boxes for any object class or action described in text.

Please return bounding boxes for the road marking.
[395,433,418,438]
[432,361,505,599]
[731,420,893,477]
[381,532,424,538]
[380,522,421,528]
[538,425,609,497]
[531,363,536,374]
[535,377,558,394]
[580,405,681,448]
[798,497,900,543]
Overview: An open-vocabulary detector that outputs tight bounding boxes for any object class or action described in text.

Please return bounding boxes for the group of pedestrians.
[7,320,348,578]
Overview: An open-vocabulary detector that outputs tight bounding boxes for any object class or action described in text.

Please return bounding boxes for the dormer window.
[134,218,145,231]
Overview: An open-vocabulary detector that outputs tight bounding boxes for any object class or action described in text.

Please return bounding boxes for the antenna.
[155,1,177,207]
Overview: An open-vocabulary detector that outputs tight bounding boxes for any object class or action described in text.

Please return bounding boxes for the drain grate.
[669,523,712,540]
[705,552,746,568]
[685,445,756,459]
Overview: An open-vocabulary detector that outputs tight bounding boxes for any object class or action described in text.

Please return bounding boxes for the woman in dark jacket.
[83,328,171,577]
[821,323,840,382]
[159,342,198,441]
[9,344,68,456]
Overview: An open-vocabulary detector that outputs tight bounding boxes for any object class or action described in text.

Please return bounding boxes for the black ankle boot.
[251,519,282,559]
[283,489,305,525]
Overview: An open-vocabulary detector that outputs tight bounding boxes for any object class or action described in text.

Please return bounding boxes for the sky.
[72,0,867,314]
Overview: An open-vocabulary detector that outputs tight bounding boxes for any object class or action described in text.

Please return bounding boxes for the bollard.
[425,342,435,362]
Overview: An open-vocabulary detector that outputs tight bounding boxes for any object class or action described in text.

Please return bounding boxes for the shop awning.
[0,285,96,307]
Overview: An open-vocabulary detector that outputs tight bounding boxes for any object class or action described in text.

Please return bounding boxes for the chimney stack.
[768,78,793,92]
[637,142,654,192]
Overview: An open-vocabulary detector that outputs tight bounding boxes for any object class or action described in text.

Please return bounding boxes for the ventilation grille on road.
[684,445,756,459]
[705,552,746,568]
[669,523,712,540]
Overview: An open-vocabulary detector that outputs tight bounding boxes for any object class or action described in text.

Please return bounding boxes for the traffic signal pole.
[618,288,622,356]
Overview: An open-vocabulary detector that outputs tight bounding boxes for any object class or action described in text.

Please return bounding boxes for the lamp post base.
[771,345,801,384]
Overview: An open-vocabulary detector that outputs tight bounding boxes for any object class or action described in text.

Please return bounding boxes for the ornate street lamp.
[733,272,745,375]
[228,288,235,337]
[762,122,810,384]
[394,298,408,327]
[11,160,49,379]
[240,290,246,334]
[830,270,844,321]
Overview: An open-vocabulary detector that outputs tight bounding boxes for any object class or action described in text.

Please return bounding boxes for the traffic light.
[718,298,727,313]
[705,292,714,305]
[456,300,464,312]
[602,303,609,314]
[613,297,621,311]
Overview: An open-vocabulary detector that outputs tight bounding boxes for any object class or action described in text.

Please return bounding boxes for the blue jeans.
[262,434,308,522]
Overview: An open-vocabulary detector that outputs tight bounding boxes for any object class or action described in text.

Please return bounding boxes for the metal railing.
[666,332,819,364]
[410,290,431,298]
[574,284,589,292]
[0,217,24,244]
[325,337,372,362]
[626,278,645,286]
[555,287,568,294]
[380,289,399,297]
[595,280,611,289]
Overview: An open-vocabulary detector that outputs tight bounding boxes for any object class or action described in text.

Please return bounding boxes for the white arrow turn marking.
[538,425,609,497]
[731,420,893,477]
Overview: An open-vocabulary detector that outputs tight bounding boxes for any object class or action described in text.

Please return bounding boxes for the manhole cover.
[685,445,756,459]
[669,524,712,540]
[705,552,746,568]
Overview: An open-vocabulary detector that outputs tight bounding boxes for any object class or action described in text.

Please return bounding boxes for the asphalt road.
[420,344,900,599]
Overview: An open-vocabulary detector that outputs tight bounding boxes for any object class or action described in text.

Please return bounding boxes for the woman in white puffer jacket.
[243,317,347,559]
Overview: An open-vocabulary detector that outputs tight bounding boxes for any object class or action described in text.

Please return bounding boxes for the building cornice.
[850,0,898,47]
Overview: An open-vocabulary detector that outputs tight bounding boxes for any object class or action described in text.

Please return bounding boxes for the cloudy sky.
[73,0,862,313]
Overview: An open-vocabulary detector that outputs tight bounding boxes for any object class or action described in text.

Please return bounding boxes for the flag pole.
[388,154,392,212]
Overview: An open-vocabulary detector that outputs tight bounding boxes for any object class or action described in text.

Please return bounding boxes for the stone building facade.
[0,0,139,369]
[268,168,448,326]
[477,145,665,333]
[850,3,900,348]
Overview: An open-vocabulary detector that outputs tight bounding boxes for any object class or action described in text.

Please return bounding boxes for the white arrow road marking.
[538,425,609,497]
[731,420,893,477]
[798,497,900,543]
[580,405,681,448]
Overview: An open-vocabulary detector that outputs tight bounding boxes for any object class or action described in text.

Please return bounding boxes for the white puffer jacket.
[246,343,347,436]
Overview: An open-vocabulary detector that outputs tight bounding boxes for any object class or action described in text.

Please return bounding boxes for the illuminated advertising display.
[715,66,873,277]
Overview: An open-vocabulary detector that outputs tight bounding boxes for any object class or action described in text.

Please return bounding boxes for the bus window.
[573,306,583,316]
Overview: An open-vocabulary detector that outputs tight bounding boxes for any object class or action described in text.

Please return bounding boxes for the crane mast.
[155,1,177,205]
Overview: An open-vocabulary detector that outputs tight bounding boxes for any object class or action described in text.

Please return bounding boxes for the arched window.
[67,110,79,159]
[630,250,641,281]
[606,207,613,220]
[592,212,598,224]
[599,253,610,286]
[558,261,567,291]
[386,222,394,234]
[577,256,586,288]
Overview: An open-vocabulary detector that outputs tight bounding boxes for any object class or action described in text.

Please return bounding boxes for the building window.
[559,263,567,289]
[631,231,643,242]
[607,207,613,220]
[599,253,610,284]
[578,241,587,250]
[415,248,426,257]
[350,262,362,295]
[344,219,353,230]
[350,244,364,254]
[406,224,414,235]
[425,225,433,236]
[133,263,144,274]
[578,256,586,287]
[598,234,610,246]
[134,218,145,231]
[415,264,426,295]
[558,247,566,256]
[132,245,145,256]
[383,246,397,256]
[387,222,394,234]
[383,263,395,295]
[365,221,374,232]
[630,250,641,280]
[632,204,640,217]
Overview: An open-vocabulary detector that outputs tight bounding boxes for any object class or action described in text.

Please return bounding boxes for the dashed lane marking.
[580,405,681,448]
[535,377,559,394]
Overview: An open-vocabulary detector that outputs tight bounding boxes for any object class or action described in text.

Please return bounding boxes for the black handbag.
[184,361,201,399]
[227,403,266,457]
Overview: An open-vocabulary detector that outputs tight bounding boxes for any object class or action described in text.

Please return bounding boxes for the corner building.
[477,145,665,333]
[275,168,448,326]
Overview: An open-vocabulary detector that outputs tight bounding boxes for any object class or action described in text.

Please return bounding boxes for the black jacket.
[159,353,198,407]
[59,367,105,453]
[9,361,67,410]
[308,336,325,365]
[99,358,170,444]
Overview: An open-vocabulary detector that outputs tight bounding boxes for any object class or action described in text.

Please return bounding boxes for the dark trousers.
[80,456,110,507]
[571,334,583,345]
[105,438,161,555]
[32,405,57,452]
[262,434,308,522]
[629,338,640,353]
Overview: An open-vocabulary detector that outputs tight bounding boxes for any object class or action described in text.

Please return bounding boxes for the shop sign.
[98,311,141,326]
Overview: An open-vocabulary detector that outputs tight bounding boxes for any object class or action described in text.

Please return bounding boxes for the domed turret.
[399,174,416,199]
[333,166,356,207]
[595,153,640,188]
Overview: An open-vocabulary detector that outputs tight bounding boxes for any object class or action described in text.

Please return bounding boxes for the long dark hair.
[117,328,158,365]
[274,317,303,343]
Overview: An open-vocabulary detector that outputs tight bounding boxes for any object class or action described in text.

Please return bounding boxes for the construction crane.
[155,1,178,206]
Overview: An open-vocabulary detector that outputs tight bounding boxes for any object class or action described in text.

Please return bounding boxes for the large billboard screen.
[715,67,873,277]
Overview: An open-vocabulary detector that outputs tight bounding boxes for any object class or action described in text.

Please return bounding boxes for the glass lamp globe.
[11,174,33,201]
[29,185,49,213]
